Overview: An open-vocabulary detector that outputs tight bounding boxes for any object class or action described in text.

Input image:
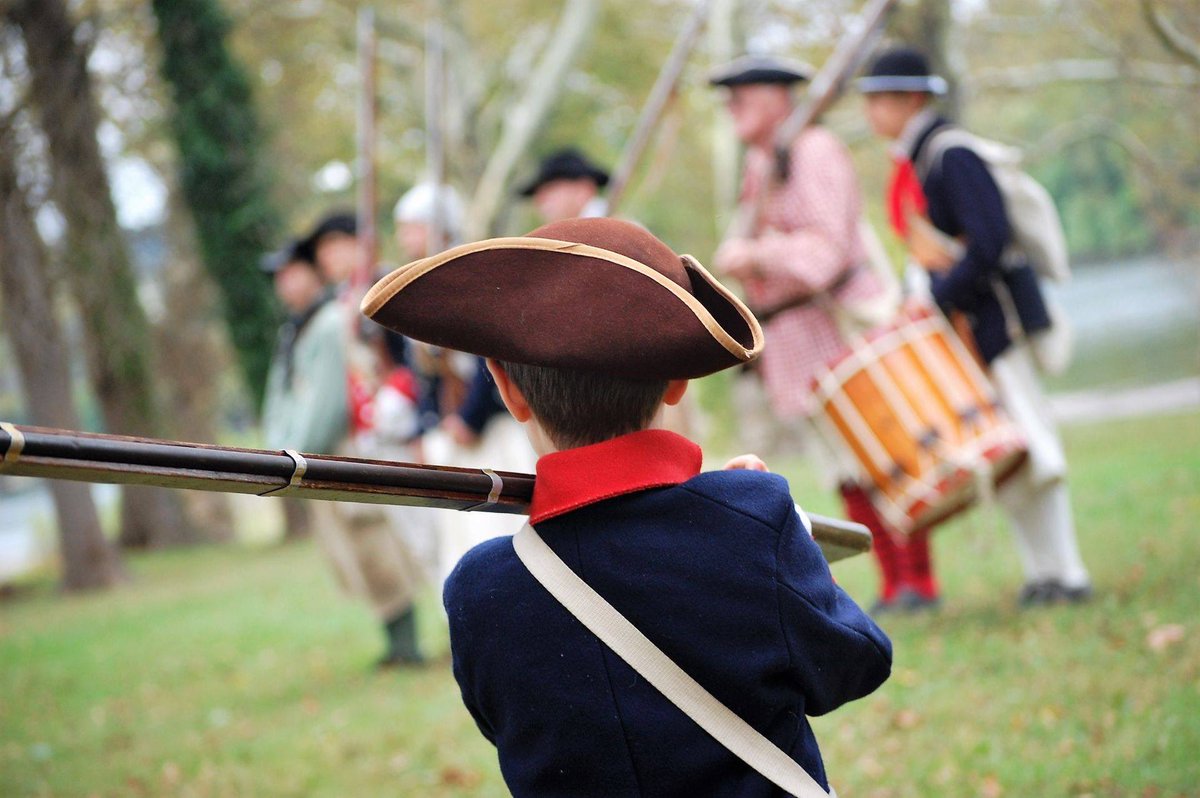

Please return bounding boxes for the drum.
[810,304,1027,535]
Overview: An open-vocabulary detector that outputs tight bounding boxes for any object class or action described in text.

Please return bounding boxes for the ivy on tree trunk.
[151,0,282,408]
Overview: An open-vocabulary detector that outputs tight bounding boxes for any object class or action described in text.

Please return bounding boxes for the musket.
[725,0,899,241]
[424,11,448,251]
[0,423,870,563]
[352,7,379,306]
[601,0,714,217]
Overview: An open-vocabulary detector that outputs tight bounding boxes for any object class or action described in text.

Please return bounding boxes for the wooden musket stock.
[0,423,870,562]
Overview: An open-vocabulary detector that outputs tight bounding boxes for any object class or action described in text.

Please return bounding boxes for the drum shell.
[810,304,1027,535]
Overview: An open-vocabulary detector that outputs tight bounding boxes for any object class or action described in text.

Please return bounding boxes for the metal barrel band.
[258,449,308,496]
[0,422,25,466]
[462,468,505,512]
[483,469,503,504]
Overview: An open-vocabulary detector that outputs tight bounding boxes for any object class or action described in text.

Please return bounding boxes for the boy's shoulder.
[445,469,800,604]
[680,467,797,530]
[443,534,523,609]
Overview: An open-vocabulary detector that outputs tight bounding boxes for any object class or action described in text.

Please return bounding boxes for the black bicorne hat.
[518,148,610,197]
[708,55,813,88]
[857,47,948,95]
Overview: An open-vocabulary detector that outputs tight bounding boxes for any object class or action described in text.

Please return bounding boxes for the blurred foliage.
[69,0,1200,267]
[1037,141,1155,261]
[214,0,1200,263]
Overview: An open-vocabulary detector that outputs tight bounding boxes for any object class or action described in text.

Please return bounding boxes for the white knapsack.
[916,128,1071,284]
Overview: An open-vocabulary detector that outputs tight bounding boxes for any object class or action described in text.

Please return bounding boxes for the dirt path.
[1050,377,1200,425]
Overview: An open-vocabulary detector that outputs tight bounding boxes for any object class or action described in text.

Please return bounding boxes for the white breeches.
[991,345,1090,587]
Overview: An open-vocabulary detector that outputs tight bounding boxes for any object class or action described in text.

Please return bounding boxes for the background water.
[1046,257,1199,392]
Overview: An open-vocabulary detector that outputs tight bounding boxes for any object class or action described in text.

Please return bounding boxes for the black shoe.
[897,589,941,613]
[870,596,900,616]
[1018,580,1054,607]
[376,650,426,670]
[1020,580,1094,607]
[378,607,425,668]
[872,588,940,616]
[1055,581,1094,604]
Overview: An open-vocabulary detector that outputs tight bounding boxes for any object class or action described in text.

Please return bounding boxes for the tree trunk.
[9,0,198,548]
[892,0,959,120]
[152,186,237,542]
[280,497,312,542]
[0,121,125,592]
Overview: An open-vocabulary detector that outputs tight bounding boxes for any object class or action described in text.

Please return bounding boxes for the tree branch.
[970,58,1199,91]
[1140,0,1200,69]
[464,0,599,238]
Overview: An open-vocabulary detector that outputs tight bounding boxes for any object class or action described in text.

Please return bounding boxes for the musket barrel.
[0,423,868,561]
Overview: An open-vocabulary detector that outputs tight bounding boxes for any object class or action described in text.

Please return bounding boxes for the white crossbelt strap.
[512,523,833,797]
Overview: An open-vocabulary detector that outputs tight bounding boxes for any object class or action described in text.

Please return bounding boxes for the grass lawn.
[2,411,1198,796]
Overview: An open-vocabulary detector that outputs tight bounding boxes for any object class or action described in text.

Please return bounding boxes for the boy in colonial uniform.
[362,217,891,795]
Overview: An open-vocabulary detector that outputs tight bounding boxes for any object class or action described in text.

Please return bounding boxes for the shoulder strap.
[512,523,834,798]
[913,125,975,182]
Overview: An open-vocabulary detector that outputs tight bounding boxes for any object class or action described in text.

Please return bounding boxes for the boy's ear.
[485,359,533,422]
[663,379,688,407]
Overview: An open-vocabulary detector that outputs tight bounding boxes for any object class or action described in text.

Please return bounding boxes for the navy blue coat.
[912,116,1051,364]
[457,357,508,436]
[444,431,892,796]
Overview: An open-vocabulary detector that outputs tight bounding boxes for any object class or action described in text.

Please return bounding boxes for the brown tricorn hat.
[361,217,763,380]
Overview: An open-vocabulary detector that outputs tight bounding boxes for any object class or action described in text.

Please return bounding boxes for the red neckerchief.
[347,371,374,433]
[348,367,419,434]
[385,367,418,403]
[887,155,928,240]
[528,429,703,525]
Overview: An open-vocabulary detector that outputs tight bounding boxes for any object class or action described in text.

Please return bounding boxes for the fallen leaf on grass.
[1038,704,1064,728]
[1146,623,1185,652]
[934,762,957,785]
[892,708,922,730]
[856,753,884,778]
[161,760,181,787]
[440,766,482,787]
[979,774,1003,797]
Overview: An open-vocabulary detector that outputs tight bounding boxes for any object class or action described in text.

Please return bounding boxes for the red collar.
[528,430,703,525]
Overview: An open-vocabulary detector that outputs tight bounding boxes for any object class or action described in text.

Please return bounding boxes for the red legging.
[840,483,938,601]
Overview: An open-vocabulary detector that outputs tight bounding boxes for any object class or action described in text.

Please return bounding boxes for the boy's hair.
[499,361,668,450]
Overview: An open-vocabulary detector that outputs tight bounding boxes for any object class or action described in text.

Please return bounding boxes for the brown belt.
[749,265,861,324]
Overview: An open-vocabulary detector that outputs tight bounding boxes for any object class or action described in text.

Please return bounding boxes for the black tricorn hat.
[260,237,316,274]
[857,47,948,95]
[708,54,813,88]
[302,211,358,249]
[517,148,610,197]
[361,217,763,380]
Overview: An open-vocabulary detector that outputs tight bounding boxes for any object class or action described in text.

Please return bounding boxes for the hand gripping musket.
[724,0,899,243]
[0,423,870,563]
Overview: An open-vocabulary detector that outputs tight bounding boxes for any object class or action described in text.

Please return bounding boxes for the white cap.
[393,182,466,241]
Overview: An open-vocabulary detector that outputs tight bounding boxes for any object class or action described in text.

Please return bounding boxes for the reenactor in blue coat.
[362,217,892,795]
[860,47,1092,607]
